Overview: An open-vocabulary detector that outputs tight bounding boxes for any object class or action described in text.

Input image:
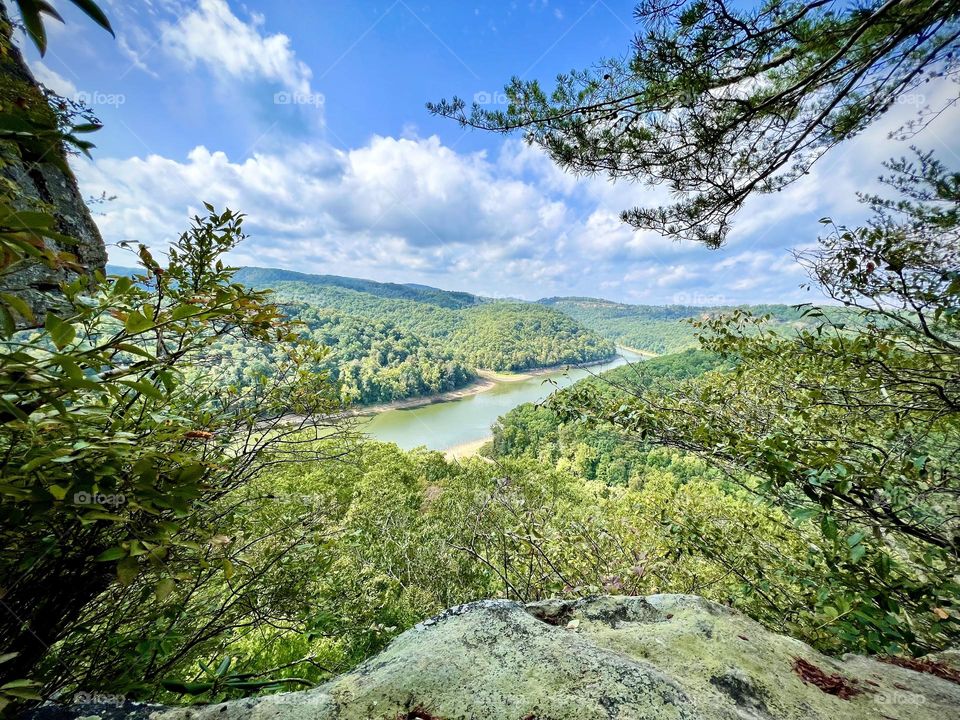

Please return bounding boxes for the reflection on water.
[360,348,645,452]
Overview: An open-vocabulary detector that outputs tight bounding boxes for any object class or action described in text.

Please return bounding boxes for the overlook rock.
[28,595,960,720]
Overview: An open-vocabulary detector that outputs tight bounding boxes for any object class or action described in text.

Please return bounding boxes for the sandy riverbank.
[476,353,623,384]
[444,436,493,460]
[351,354,624,416]
[615,344,659,358]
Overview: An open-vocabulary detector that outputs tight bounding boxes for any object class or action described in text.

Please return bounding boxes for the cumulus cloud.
[68,0,960,308]
[74,135,581,293]
[71,116,923,304]
[160,0,319,102]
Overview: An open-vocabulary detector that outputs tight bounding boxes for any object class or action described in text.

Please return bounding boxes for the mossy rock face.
[0,7,107,325]
[25,595,960,720]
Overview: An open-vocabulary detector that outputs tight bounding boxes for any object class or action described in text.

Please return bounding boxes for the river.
[359,347,646,454]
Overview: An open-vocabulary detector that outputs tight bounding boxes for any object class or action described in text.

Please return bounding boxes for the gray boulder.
[26,595,960,719]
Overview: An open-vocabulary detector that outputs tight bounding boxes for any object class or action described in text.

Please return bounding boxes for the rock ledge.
[26,595,960,720]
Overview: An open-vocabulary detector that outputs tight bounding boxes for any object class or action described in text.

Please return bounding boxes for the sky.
[20,0,960,304]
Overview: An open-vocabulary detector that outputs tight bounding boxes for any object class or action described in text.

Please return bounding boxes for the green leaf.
[0,293,35,324]
[155,578,175,601]
[820,513,838,541]
[118,379,165,401]
[17,1,49,55]
[790,507,819,522]
[82,510,125,523]
[125,310,153,334]
[95,546,127,562]
[172,304,203,321]
[117,557,139,585]
[846,532,866,547]
[68,0,115,36]
[45,313,76,350]
[0,679,38,690]
[70,123,103,134]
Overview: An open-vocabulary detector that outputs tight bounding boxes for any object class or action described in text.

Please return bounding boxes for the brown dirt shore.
[344,376,498,418]
[348,353,625,418]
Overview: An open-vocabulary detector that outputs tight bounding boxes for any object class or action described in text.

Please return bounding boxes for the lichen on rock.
[23,595,960,720]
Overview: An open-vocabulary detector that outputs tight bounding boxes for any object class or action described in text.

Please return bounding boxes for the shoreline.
[351,352,623,417]
[348,376,497,417]
[475,353,618,383]
[615,344,659,358]
[444,436,493,460]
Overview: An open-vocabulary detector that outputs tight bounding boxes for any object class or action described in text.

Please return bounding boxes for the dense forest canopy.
[221,270,618,403]
[539,297,849,354]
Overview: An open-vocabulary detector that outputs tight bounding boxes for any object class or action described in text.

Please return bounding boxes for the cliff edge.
[23,595,960,720]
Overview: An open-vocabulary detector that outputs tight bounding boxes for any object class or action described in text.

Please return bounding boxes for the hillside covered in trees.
[210,268,615,405]
[540,297,854,355]
[3,0,959,716]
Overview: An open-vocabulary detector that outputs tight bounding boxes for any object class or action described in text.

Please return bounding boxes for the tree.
[0,207,350,703]
[9,0,113,56]
[1,5,351,704]
[430,0,960,247]
[555,151,959,653]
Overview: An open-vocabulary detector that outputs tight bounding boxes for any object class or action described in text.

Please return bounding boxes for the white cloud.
[161,0,320,102]
[30,61,77,98]
[74,135,581,293]
[70,60,960,304]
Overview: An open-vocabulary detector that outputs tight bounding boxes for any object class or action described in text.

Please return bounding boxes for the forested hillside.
[152,267,614,405]
[491,350,727,484]
[540,297,846,354]
[233,267,480,309]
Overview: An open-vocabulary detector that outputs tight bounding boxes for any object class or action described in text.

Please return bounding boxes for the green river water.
[360,347,645,452]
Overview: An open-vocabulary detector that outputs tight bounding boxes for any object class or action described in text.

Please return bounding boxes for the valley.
[361,346,647,454]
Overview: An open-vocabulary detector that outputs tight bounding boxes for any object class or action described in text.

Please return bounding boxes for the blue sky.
[22,0,960,303]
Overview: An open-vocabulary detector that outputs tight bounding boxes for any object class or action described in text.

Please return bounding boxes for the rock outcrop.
[0,5,107,325]
[25,595,960,720]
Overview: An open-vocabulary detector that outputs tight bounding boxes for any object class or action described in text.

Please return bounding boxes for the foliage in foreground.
[554,153,960,655]
[53,439,817,703]
[431,0,960,247]
[0,209,349,706]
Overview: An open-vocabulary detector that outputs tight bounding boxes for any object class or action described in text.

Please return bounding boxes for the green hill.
[539,297,842,355]
[233,267,481,309]
[108,266,615,405]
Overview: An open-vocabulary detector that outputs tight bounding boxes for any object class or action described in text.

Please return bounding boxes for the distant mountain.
[99,265,615,405]
[103,265,824,364]
[233,267,481,310]
[538,296,846,355]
